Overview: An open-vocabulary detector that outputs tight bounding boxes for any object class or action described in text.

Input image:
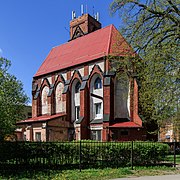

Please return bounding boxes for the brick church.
[16,13,145,142]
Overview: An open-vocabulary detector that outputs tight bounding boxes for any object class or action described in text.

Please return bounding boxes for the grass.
[165,155,180,164]
[0,166,180,180]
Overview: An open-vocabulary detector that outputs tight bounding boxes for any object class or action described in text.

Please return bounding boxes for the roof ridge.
[51,24,114,49]
[106,24,114,55]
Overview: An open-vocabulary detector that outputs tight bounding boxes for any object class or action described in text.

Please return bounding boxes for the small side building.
[159,122,179,142]
[15,105,32,141]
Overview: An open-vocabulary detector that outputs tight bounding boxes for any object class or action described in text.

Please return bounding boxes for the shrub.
[0,141,170,169]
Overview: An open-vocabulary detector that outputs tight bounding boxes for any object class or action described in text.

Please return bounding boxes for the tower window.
[94,77,102,89]
[75,82,81,93]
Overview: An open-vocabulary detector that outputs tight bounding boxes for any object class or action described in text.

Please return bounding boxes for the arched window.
[90,74,103,121]
[75,81,81,93]
[71,79,81,122]
[41,86,49,115]
[55,82,65,113]
[94,77,102,89]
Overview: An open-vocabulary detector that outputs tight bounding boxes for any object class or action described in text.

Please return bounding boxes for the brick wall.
[110,128,146,141]
[70,14,101,39]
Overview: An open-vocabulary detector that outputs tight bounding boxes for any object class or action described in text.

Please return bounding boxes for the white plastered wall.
[90,126,103,130]
[71,70,75,77]
[88,61,104,75]
[114,77,130,118]
[96,61,104,72]
[62,72,67,81]
[55,74,58,82]
[41,76,52,84]
[41,86,49,115]
[33,127,46,142]
[47,77,52,84]
[78,67,84,77]
[25,128,30,141]
[55,82,66,113]
[89,64,94,74]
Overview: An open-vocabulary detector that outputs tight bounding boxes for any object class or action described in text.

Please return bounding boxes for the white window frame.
[95,103,102,118]
[75,106,80,121]
[35,132,41,142]
[91,130,102,141]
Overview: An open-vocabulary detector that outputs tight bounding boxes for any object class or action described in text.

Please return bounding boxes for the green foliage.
[110,0,180,52]
[0,141,170,169]
[109,0,180,132]
[0,57,29,140]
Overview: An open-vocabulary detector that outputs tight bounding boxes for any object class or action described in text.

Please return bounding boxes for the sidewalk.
[112,174,180,180]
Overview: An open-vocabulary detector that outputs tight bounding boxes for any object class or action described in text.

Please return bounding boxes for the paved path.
[112,174,180,180]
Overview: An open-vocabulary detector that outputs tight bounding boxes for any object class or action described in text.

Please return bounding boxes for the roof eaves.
[17,114,66,124]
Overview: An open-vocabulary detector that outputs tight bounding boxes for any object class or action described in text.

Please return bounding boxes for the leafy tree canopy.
[109,0,180,133]
[0,57,29,140]
[110,0,179,53]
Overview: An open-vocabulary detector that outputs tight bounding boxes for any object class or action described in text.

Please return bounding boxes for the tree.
[110,0,179,53]
[109,0,180,138]
[0,57,29,141]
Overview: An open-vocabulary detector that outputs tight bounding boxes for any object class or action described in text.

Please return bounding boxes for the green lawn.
[165,155,180,164]
[0,166,180,180]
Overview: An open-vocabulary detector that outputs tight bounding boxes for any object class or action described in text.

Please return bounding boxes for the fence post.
[173,141,176,167]
[15,140,18,171]
[131,141,133,170]
[79,140,82,172]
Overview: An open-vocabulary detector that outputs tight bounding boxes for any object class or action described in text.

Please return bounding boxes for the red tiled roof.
[109,122,142,128]
[16,113,66,124]
[35,25,132,77]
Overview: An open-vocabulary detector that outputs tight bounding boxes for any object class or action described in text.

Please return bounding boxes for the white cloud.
[0,48,3,55]
[27,102,32,106]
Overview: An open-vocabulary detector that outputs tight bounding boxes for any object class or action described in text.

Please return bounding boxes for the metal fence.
[0,141,179,171]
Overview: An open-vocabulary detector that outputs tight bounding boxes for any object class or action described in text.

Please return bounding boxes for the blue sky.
[0,0,121,103]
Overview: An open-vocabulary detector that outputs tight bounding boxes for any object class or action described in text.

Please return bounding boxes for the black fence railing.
[0,141,179,171]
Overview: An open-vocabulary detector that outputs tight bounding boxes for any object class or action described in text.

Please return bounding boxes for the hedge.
[0,141,170,169]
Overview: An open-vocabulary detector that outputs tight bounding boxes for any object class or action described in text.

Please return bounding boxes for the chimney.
[70,13,101,40]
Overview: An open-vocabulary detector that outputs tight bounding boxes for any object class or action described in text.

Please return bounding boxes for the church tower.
[70,13,101,40]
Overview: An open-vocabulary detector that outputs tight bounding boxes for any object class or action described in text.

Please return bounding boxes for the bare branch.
[167,0,180,16]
